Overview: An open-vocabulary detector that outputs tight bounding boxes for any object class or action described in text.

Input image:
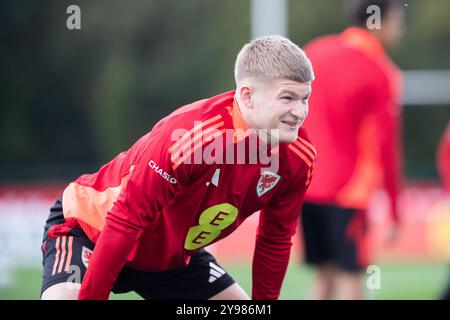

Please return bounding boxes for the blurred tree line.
[0,0,449,182]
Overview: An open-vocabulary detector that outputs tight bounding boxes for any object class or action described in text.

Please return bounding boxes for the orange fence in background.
[212,182,450,263]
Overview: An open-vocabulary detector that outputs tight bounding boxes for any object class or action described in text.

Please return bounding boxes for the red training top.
[61,91,316,299]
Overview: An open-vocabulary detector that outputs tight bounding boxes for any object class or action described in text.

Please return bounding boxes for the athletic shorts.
[41,197,235,299]
[300,202,370,272]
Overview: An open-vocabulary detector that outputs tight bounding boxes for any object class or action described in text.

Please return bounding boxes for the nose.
[290,103,307,120]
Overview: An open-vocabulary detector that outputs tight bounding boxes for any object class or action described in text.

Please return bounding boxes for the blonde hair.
[234,35,314,84]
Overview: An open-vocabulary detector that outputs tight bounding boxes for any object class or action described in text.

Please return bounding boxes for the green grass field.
[0,261,447,300]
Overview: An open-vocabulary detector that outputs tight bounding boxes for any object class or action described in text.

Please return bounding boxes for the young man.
[40,35,316,300]
[299,0,405,299]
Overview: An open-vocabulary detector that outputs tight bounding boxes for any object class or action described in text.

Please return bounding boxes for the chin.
[278,132,298,143]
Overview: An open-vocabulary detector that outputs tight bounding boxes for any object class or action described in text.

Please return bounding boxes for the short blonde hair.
[234,35,314,84]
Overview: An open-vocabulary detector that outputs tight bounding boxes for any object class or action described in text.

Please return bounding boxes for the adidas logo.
[206,168,220,187]
[208,262,225,283]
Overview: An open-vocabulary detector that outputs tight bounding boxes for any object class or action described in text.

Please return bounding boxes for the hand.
[385,221,400,247]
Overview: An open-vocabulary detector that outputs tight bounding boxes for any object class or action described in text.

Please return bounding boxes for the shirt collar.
[341,27,388,62]
[231,99,250,132]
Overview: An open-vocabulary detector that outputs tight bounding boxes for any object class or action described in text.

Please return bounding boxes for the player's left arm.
[252,160,313,300]
[368,72,404,223]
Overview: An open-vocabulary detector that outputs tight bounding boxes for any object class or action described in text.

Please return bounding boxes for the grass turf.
[0,261,447,300]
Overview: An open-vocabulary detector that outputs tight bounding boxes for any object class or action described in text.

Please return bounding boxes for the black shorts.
[300,202,370,272]
[41,197,235,299]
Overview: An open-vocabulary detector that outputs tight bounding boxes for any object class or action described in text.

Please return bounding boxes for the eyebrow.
[279,90,311,98]
[279,90,299,97]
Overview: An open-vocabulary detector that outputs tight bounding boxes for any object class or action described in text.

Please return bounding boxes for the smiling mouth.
[281,120,300,129]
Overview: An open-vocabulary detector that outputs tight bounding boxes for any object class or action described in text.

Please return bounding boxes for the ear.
[238,85,254,109]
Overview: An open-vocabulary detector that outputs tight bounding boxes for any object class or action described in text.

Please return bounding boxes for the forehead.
[270,78,311,93]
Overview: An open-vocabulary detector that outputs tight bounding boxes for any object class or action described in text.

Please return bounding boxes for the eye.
[281,96,292,102]
[302,96,310,102]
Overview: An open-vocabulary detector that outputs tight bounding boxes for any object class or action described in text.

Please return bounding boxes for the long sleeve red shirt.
[60,91,316,299]
[303,27,403,221]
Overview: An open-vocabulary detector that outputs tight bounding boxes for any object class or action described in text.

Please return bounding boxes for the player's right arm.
[78,122,188,300]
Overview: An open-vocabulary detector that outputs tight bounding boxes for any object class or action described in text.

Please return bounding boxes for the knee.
[41,282,81,300]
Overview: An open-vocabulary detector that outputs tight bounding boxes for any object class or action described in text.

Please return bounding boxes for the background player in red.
[437,121,450,300]
[40,35,316,300]
[299,0,406,299]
